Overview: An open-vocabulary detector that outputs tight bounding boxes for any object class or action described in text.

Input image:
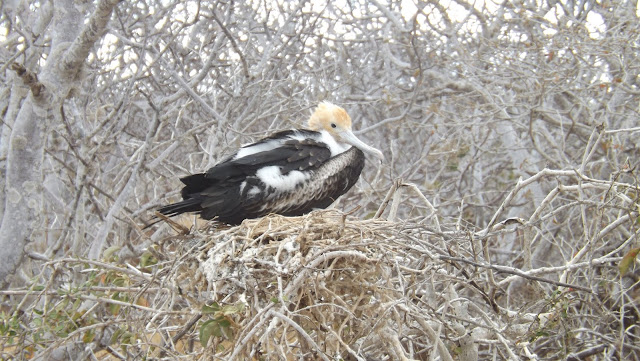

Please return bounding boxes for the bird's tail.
[142,174,211,229]
[142,197,202,230]
[157,197,202,217]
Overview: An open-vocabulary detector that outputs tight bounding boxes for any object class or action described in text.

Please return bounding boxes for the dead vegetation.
[3,168,638,360]
[3,1,640,360]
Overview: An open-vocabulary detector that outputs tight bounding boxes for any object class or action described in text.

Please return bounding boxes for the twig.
[271,310,331,361]
[438,255,593,293]
[496,257,620,287]
[566,344,608,361]
[45,257,153,282]
[167,314,202,352]
[375,179,402,218]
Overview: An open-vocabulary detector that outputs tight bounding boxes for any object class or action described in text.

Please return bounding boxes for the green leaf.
[103,246,121,261]
[110,328,135,348]
[199,316,235,346]
[216,317,231,328]
[219,319,233,339]
[110,328,124,344]
[140,251,157,269]
[83,329,95,343]
[109,293,126,315]
[199,319,217,347]
[111,275,128,287]
[202,303,220,314]
[220,302,245,315]
[619,247,640,276]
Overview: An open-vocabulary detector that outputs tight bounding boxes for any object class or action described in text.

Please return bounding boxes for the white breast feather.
[256,166,310,191]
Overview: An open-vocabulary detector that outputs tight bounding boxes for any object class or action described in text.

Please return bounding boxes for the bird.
[156,102,384,225]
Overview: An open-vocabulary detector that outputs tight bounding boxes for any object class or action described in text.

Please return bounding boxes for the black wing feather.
[209,138,330,178]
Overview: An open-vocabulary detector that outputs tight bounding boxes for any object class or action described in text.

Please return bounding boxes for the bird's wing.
[204,131,332,181]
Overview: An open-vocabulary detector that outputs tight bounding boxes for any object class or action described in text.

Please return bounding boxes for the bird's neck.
[317,130,351,157]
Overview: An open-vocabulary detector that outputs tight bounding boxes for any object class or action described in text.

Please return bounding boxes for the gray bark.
[0,0,121,287]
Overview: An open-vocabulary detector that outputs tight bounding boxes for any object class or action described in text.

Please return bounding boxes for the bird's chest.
[255,166,311,192]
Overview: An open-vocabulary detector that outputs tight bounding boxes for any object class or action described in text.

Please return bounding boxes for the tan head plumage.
[307,102,384,160]
[308,102,352,134]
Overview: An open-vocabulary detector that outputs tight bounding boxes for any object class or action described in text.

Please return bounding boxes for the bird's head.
[308,102,384,160]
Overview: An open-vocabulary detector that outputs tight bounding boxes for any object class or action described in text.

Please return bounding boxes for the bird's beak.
[340,130,384,161]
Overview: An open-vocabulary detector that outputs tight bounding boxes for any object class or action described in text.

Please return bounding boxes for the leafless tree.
[1,0,639,360]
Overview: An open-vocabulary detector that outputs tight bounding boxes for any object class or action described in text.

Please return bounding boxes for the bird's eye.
[330,123,337,128]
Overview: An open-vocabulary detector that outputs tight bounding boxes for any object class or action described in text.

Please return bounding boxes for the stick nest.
[5,202,629,360]
[155,209,580,361]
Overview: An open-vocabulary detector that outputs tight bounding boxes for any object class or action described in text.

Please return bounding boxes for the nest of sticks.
[4,201,626,360]
[154,209,573,361]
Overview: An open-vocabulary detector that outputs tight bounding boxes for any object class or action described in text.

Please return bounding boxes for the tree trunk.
[0,0,121,287]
